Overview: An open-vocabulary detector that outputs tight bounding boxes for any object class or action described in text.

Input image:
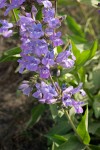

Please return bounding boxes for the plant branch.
[64,110,91,150]
[63,39,71,51]
[9,0,17,22]
[55,0,57,15]
[49,73,59,93]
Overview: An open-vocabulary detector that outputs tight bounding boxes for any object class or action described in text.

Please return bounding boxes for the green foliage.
[55,136,85,150]
[26,104,46,128]
[0,47,21,62]
[66,15,85,37]
[77,107,90,145]
[72,40,98,70]
[93,98,100,119]
[77,0,99,7]
[49,104,58,120]
[47,116,71,136]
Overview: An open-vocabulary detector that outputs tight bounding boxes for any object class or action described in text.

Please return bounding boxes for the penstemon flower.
[0,0,86,114]
[0,0,7,8]
[0,20,13,37]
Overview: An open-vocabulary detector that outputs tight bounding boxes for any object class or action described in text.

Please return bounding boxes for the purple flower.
[21,39,35,54]
[19,16,35,38]
[62,94,73,106]
[39,66,50,78]
[72,101,83,114]
[56,47,75,68]
[62,83,85,114]
[31,5,38,18]
[0,20,13,37]
[34,39,48,57]
[45,28,54,36]
[33,81,58,104]
[50,32,63,46]
[47,18,61,29]
[37,0,52,8]
[56,50,71,62]
[4,0,25,16]
[20,22,44,39]
[70,83,83,94]
[19,80,33,96]
[0,0,6,8]
[26,56,40,72]
[31,23,44,39]
[60,59,75,68]
[42,51,55,68]
[43,8,55,22]
[18,55,40,73]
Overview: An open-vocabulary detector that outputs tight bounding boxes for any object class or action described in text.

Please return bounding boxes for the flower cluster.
[18,0,74,78]
[0,20,13,37]
[62,83,85,113]
[17,0,85,114]
[0,0,25,16]
[19,80,85,113]
[0,0,86,114]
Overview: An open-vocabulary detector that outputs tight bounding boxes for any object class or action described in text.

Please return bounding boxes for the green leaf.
[69,35,87,44]
[55,136,85,150]
[88,39,98,59]
[66,16,84,37]
[11,8,19,22]
[26,104,45,128]
[36,5,42,21]
[46,134,67,145]
[50,104,58,120]
[77,106,90,145]
[89,145,100,150]
[76,40,98,69]
[78,67,85,82]
[58,0,76,6]
[0,47,21,62]
[89,121,100,135]
[57,46,62,53]
[93,99,100,119]
[78,0,99,7]
[93,67,100,89]
[47,116,71,136]
[71,40,81,59]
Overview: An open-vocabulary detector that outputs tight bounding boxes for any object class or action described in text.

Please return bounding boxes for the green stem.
[55,0,57,15]
[9,0,17,22]
[62,39,71,51]
[12,9,17,22]
[65,110,83,143]
[64,110,91,150]
[49,73,59,93]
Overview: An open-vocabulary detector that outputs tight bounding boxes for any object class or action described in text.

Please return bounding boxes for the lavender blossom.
[39,66,50,79]
[0,0,6,8]
[33,81,58,104]
[50,32,63,46]
[34,39,48,57]
[37,0,52,8]
[4,0,25,16]
[0,20,13,37]
[56,47,75,68]
[42,51,55,68]
[62,84,85,114]
[19,80,33,96]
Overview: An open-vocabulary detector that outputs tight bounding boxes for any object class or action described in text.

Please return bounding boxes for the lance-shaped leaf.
[55,135,85,150]
[0,47,21,62]
[77,106,90,145]
[26,104,45,128]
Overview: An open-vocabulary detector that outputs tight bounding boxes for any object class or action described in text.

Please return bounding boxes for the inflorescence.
[0,0,86,114]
